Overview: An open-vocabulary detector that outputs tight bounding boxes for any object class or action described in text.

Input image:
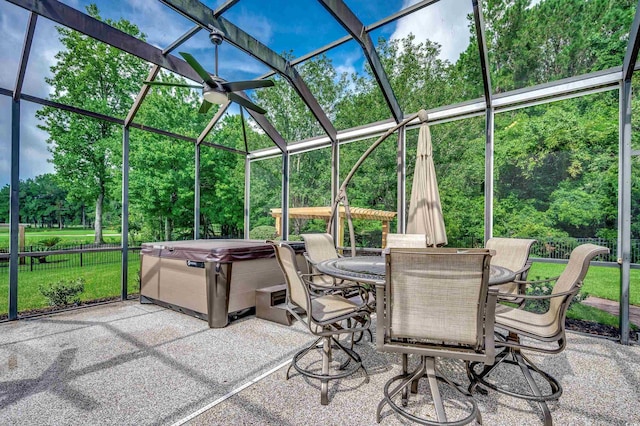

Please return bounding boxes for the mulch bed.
[0,295,134,321]
[566,318,637,341]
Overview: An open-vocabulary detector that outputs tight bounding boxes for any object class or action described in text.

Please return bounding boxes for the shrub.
[524,276,586,314]
[39,278,85,306]
[249,225,278,240]
[37,237,62,249]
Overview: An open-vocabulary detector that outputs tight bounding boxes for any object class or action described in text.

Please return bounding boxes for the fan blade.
[144,81,202,89]
[199,100,214,114]
[228,93,266,115]
[221,79,274,92]
[179,52,216,86]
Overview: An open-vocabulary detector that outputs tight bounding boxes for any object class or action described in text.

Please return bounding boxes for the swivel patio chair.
[376,248,498,425]
[270,241,371,405]
[301,233,345,289]
[485,238,536,307]
[468,243,609,426]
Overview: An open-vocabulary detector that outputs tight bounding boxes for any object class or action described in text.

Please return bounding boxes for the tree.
[36,4,148,243]
[129,72,211,241]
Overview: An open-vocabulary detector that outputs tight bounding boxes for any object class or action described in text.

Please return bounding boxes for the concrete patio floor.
[1,300,638,425]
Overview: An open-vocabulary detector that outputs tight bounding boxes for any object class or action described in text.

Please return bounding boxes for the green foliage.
[39,278,85,307]
[249,226,278,240]
[36,5,148,244]
[523,277,587,314]
[37,237,62,248]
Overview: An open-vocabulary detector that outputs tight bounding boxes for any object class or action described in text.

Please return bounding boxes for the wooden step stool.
[256,284,294,325]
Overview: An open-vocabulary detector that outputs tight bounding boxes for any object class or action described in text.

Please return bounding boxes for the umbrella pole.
[328,110,427,254]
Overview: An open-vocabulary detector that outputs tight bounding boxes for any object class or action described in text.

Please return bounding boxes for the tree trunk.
[95,191,104,244]
[164,217,172,241]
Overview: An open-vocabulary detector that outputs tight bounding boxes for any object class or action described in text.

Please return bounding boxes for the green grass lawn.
[528,262,639,305]
[0,254,139,315]
[0,227,121,247]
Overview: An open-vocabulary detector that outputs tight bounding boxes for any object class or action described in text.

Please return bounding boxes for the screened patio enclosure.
[1,0,639,343]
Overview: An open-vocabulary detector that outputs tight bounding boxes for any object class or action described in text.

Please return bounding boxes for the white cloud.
[390,0,473,63]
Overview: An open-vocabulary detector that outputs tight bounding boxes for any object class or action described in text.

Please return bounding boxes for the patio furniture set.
[270,233,608,426]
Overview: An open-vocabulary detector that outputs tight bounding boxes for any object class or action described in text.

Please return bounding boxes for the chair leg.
[402,354,409,406]
[425,357,447,423]
[514,351,553,426]
[289,334,366,406]
[468,347,561,425]
[378,356,479,425]
[287,337,322,380]
[321,336,330,405]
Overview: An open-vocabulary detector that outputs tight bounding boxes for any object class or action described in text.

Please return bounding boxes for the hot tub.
[140,239,307,327]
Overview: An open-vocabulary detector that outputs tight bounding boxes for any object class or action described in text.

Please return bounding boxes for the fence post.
[80,243,83,267]
[30,247,33,272]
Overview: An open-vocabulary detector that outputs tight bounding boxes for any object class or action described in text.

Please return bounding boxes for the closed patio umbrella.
[406,120,447,246]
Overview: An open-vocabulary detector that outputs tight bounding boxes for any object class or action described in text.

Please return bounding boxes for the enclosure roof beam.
[197,101,231,145]
[213,0,240,16]
[159,0,338,145]
[1,89,246,155]
[623,0,640,81]
[249,66,625,160]
[125,65,160,127]
[13,12,37,101]
[162,25,201,56]
[7,0,202,83]
[472,0,493,107]
[318,0,403,123]
[258,0,441,79]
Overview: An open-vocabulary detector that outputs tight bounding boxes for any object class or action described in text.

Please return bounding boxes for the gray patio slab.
[189,326,640,426]
[1,300,639,425]
[0,300,313,426]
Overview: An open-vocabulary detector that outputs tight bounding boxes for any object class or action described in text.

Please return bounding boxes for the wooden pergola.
[270,206,397,248]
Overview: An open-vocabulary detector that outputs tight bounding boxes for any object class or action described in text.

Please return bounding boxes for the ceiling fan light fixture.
[203,89,228,104]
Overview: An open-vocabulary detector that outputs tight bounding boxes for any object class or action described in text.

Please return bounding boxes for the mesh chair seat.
[311,295,361,323]
[496,306,563,339]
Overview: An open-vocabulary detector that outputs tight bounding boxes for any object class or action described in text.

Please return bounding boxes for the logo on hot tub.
[186,260,205,268]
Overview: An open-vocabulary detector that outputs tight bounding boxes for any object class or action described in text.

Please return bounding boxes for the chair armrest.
[511,263,532,278]
[513,276,561,286]
[496,288,578,301]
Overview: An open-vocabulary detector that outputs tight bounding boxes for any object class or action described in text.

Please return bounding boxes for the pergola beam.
[318,0,403,123]
[159,0,338,144]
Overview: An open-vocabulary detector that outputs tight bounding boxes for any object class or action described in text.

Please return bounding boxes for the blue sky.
[0,0,473,187]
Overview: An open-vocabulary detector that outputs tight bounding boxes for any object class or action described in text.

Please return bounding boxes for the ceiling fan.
[144,27,273,114]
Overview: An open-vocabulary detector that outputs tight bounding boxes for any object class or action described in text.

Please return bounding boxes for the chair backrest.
[381,248,493,351]
[270,241,311,314]
[550,244,609,315]
[485,237,536,275]
[301,233,339,265]
[385,233,427,249]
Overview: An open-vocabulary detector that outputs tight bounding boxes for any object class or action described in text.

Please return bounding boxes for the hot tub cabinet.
[140,239,306,328]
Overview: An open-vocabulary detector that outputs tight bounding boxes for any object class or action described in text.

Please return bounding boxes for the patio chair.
[467,243,609,426]
[301,233,344,289]
[376,248,498,425]
[385,233,427,249]
[269,241,371,405]
[485,237,536,307]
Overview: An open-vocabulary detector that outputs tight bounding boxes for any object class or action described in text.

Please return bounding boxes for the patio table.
[315,255,516,286]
